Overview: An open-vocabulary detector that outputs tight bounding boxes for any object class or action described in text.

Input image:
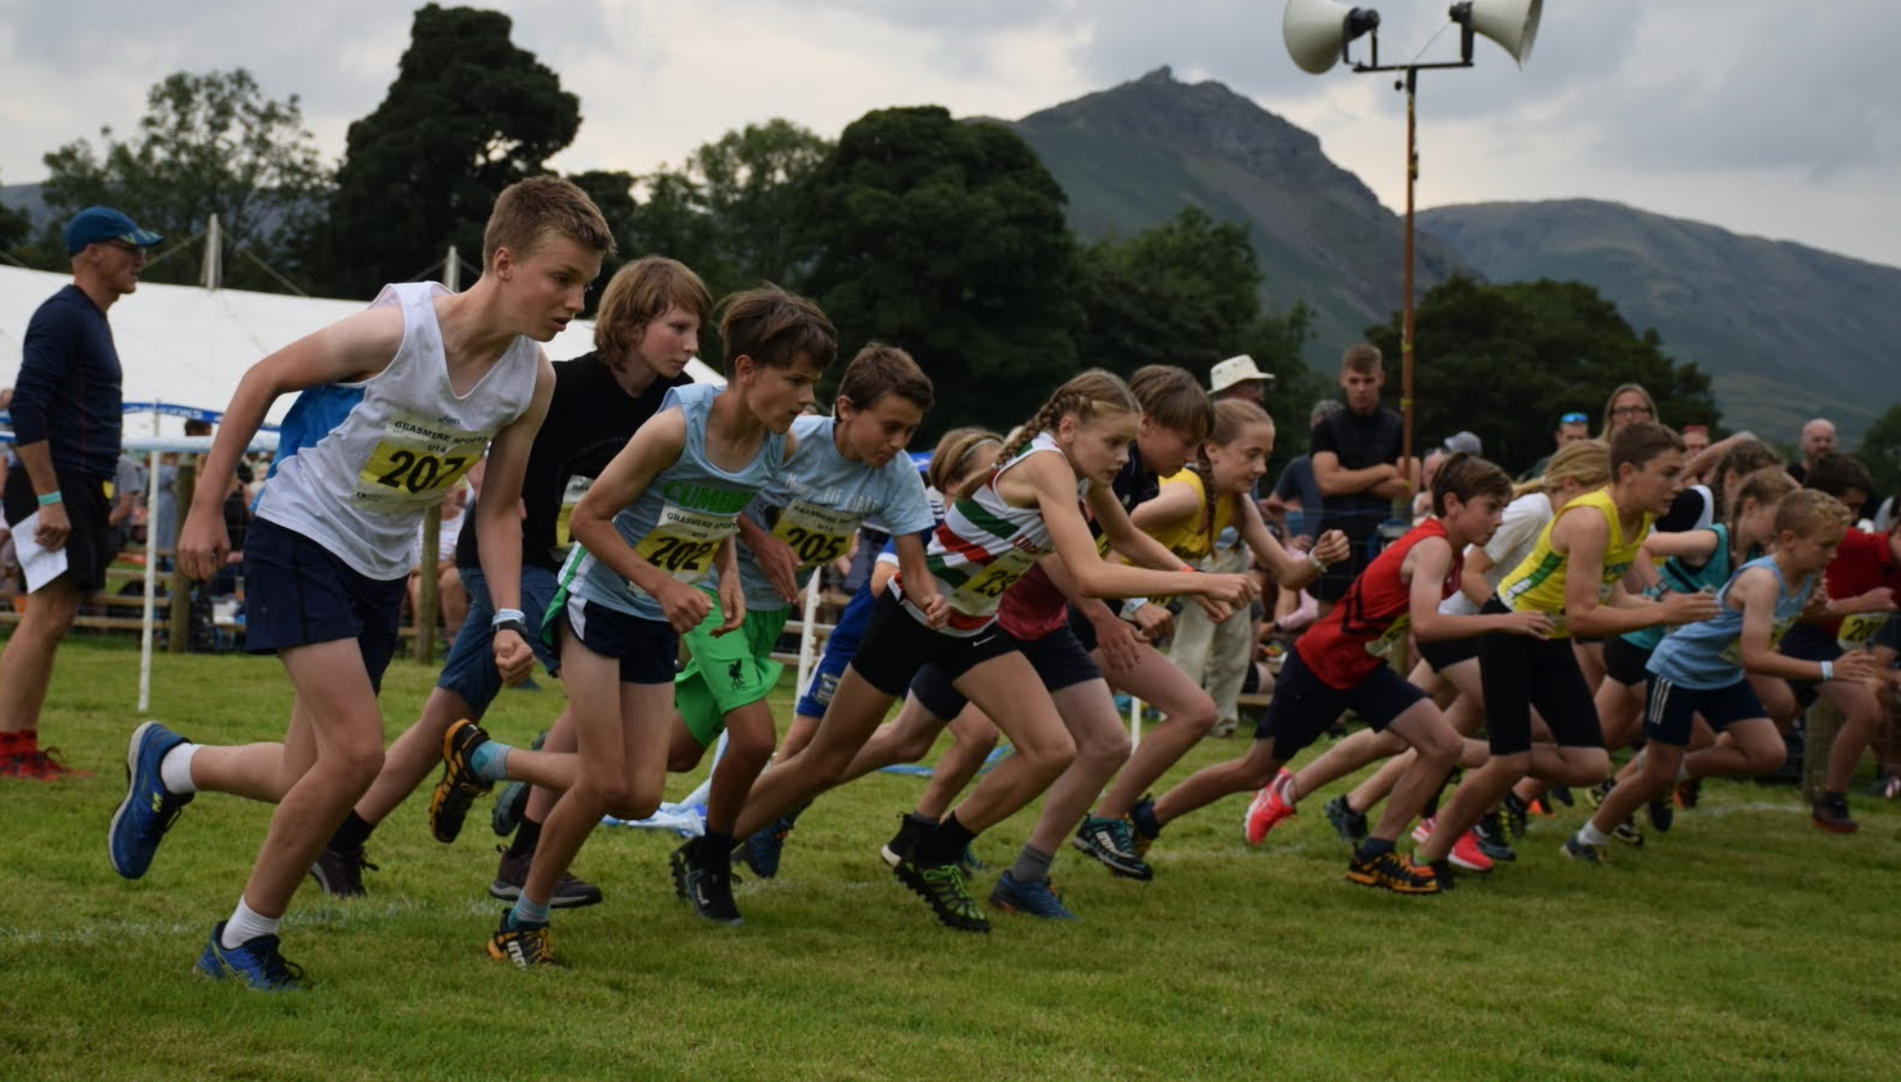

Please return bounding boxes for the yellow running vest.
[1496,487,1652,638]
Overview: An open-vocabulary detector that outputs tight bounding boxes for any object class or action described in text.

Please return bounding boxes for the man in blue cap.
[0,206,162,780]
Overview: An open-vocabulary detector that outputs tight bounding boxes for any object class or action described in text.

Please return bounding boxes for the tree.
[627,120,832,305]
[802,107,1080,434]
[315,4,579,298]
[1855,404,1901,500]
[0,172,29,256]
[39,69,328,291]
[1364,276,1721,476]
[564,169,636,313]
[1072,206,1317,461]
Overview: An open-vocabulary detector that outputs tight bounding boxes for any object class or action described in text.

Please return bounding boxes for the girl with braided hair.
[723,368,1256,931]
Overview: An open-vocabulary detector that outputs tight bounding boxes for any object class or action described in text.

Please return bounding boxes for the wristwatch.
[493,618,531,641]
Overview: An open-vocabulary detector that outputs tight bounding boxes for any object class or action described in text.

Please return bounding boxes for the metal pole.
[1401,68,1418,490]
[415,503,441,663]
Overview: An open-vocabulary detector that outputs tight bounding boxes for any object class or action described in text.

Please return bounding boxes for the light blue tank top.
[1648,554,1814,690]
[560,383,785,621]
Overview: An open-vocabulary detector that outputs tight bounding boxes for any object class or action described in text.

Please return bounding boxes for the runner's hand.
[751,531,800,604]
[1311,530,1351,569]
[1499,611,1557,639]
[714,574,746,636]
[1093,611,1143,672]
[177,506,229,582]
[655,579,713,635]
[1129,602,1173,642]
[492,627,534,686]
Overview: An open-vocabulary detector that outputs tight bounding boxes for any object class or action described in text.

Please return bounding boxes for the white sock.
[1577,822,1612,847]
[159,743,200,793]
[221,897,281,949]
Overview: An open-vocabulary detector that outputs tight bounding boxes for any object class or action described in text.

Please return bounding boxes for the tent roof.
[0,266,721,429]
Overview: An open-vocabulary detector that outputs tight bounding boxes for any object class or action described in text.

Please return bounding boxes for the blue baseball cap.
[63,207,163,255]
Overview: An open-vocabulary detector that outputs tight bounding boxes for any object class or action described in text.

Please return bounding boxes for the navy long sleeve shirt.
[10,285,123,480]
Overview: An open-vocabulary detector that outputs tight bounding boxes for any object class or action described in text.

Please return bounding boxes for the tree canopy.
[313,4,580,297]
[1365,276,1720,475]
[39,69,327,290]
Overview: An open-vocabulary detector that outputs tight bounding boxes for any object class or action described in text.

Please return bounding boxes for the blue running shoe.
[195,922,305,991]
[109,721,194,879]
[743,816,794,879]
[988,871,1079,920]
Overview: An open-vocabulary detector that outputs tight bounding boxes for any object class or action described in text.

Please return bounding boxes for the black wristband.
[493,618,530,641]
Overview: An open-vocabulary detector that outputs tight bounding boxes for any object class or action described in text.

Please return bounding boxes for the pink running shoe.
[1244,769,1297,846]
[1412,817,1493,873]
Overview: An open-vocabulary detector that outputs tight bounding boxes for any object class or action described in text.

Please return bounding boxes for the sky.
[2,0,1897,269]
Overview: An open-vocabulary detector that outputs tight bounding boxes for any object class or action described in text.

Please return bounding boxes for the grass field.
[3,637,1899,1082]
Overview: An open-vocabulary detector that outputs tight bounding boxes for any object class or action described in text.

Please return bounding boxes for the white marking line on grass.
[2,897,499,947]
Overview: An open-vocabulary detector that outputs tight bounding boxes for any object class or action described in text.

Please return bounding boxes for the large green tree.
[1073,206,1317,458]
[314,4,579,298]
[1365,276,1720,475]
[39,69,328,291]
[802,107,1080,434]
[1855,403,1901,501]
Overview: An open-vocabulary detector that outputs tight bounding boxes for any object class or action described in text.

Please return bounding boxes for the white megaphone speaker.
[1451,0,1542,68]
[1282,0,1382,75]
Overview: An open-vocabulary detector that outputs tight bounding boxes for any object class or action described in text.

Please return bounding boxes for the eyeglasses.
[103,240,148,261]
[1609,405,1653,418]
[1560,412,1588,425]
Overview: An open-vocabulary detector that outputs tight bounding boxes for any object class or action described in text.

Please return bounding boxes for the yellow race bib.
[354,410,487,513]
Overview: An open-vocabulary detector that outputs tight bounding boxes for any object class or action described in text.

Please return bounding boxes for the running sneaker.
[8,746,90,780]
[488,913,557,968]
[1323,794,1369,845]
[308,844,378,898]
[743,816,796,879]
[956,843,991,876]
[489,729,548,837]
[108,721,195,880]
[1410,818,1493,873]
[195,923,305,991]
[894,858,990,933]
[1500,793,1530,839]
[1344,850,1439,894]
[1071,815,1153,880]
[1548,784,1575,808]
[1472,814,1517,862]
[988,871,1079,920]
[1427,858,1458,892]
[490,846,602,909]
[1674,777,1702,809]
[1562,837,1608,865]
[1612,818,1645,847]
[1581,778,1614,809]
[429,719,493,845]
[1243,769,1297,845]
[1127,796,1161,857]
[879,811,935,868]
[669,839,743,926]
[1879,774,1901,801]
[1812,794,1859,834]
[1645,795,1675,834]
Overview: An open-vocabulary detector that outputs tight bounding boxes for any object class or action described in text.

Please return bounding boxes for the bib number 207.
[374,450,468,494]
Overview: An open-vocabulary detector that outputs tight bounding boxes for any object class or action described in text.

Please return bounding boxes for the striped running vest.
[1496,487,1652,638]
[897,432,1084,636]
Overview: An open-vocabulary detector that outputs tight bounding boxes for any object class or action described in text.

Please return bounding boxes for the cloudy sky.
[3,0,1897,269]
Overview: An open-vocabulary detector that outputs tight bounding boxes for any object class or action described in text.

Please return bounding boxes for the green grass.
[4,638,1900,1081]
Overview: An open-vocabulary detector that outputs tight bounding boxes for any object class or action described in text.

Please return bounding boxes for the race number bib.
[354,410,487,513]
[555,475,593,551]
[633,502,737,584]
[1365,615,1412,660]
[1837,613,1890,651]
[770,501,860,570]
[949,547,1040,614]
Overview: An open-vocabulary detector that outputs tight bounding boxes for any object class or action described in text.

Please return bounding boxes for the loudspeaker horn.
[1282,0,1381,75]
[1453,0,1542,68]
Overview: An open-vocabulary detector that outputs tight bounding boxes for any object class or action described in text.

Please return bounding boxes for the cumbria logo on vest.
[662,480,754,516]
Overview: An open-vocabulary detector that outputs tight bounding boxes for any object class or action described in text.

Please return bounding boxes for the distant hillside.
[1007,68,1465,365]
[1419,199,1901,441]
[0,183,49,226]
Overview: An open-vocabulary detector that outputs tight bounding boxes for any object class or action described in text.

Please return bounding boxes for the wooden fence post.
[414,503,441,664]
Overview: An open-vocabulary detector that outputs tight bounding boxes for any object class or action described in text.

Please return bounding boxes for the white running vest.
[256,282,541,579]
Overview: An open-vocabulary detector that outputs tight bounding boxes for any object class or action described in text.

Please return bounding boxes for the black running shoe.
[429,719,494,845]
[1548,784,1575,808]
[894,858,990,932]
[1344,850,1439,895]
[1611,818,1645,847]
[1071,815,1153,880]
[1500,793,1530,840]
[309,844,378,898]
[670,839,743,926]
[879,811,935,868]
[488,912,557,967]
[1581,778,1614,810]
[1473,814,1517,862]
[1645,796,1675,834]
[1428,858,1459,892]
[489,846,602,909]
[1323,794,1369,845]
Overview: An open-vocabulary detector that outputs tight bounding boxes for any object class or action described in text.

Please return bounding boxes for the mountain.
[1417,199,1901,440]
[1007,67,1465,364]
